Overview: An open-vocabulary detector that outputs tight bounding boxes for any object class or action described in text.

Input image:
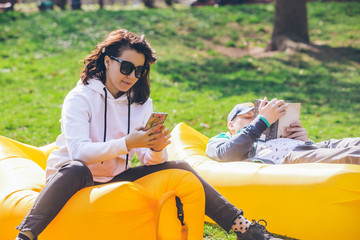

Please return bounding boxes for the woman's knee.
[58,161,93,186]
[168,160,195,172]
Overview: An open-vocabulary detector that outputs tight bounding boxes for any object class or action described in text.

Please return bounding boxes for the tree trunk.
[143,0,155,8]
[53,0,67,10]
[165,0,173,7]
[267,0,310,51]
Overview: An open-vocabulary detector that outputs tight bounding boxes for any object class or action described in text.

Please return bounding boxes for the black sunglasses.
[109,56,148,79]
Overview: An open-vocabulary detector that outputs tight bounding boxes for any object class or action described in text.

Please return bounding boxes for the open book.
[254,99,301,141]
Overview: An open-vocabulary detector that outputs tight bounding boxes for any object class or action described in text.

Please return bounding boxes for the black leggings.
[17,160,242,237]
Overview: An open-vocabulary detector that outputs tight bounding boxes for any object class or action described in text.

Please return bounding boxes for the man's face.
[228,110,254,135]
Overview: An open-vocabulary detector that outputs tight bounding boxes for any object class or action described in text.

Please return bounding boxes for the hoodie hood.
[77,78,129,102]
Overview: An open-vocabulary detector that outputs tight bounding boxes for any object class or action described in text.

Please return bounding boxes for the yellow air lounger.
[167,122,360,240]
[0,135,205,240]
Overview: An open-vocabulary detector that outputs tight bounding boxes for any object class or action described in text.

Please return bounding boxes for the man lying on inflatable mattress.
[206,97,360,165]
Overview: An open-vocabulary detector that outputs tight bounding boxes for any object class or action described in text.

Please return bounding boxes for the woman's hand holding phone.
[144,112,168,132]
[125,112,171,151]
[149,126,171,152]
[125,125,170,151]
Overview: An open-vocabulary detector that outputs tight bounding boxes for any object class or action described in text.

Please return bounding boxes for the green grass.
[1,2,359,239]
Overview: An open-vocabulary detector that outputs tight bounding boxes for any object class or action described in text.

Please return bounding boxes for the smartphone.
[144,112,168,131]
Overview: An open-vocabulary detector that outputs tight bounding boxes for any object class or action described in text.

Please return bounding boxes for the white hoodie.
[46,79,167,182]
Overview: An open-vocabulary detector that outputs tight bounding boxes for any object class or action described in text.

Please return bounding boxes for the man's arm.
[206,116,268,162]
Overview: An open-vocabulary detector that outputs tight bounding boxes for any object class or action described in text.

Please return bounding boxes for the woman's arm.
[62,92,128,165]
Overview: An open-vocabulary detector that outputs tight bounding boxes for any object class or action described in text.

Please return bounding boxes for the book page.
[277,103,301,138]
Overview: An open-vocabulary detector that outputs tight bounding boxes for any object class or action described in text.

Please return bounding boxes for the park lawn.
[0,2,359,239]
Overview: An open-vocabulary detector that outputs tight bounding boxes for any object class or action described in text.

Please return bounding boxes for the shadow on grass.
[302,45,360,64]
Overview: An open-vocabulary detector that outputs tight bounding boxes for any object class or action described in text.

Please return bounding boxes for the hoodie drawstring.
[102,87,131,168]
[102,87,108,165]
[125,91,130,169]
[103,87,108,142]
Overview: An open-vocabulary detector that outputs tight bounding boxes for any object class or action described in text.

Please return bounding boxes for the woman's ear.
[104,55,110,69]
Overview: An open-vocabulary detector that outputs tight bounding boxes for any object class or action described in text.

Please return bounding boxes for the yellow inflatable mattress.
[0,135,205,240]
[167,122,360,240]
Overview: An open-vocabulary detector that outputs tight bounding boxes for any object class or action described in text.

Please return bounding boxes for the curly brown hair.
[80,29,157,104]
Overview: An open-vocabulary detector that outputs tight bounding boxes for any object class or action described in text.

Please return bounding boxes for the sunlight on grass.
[0,2,359,239]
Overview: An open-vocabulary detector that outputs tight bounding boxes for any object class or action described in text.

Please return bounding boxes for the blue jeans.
[17,160,242,237]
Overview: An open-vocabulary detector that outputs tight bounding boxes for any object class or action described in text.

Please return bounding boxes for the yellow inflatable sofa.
[0,135,205,240]
[167,122,360,240]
